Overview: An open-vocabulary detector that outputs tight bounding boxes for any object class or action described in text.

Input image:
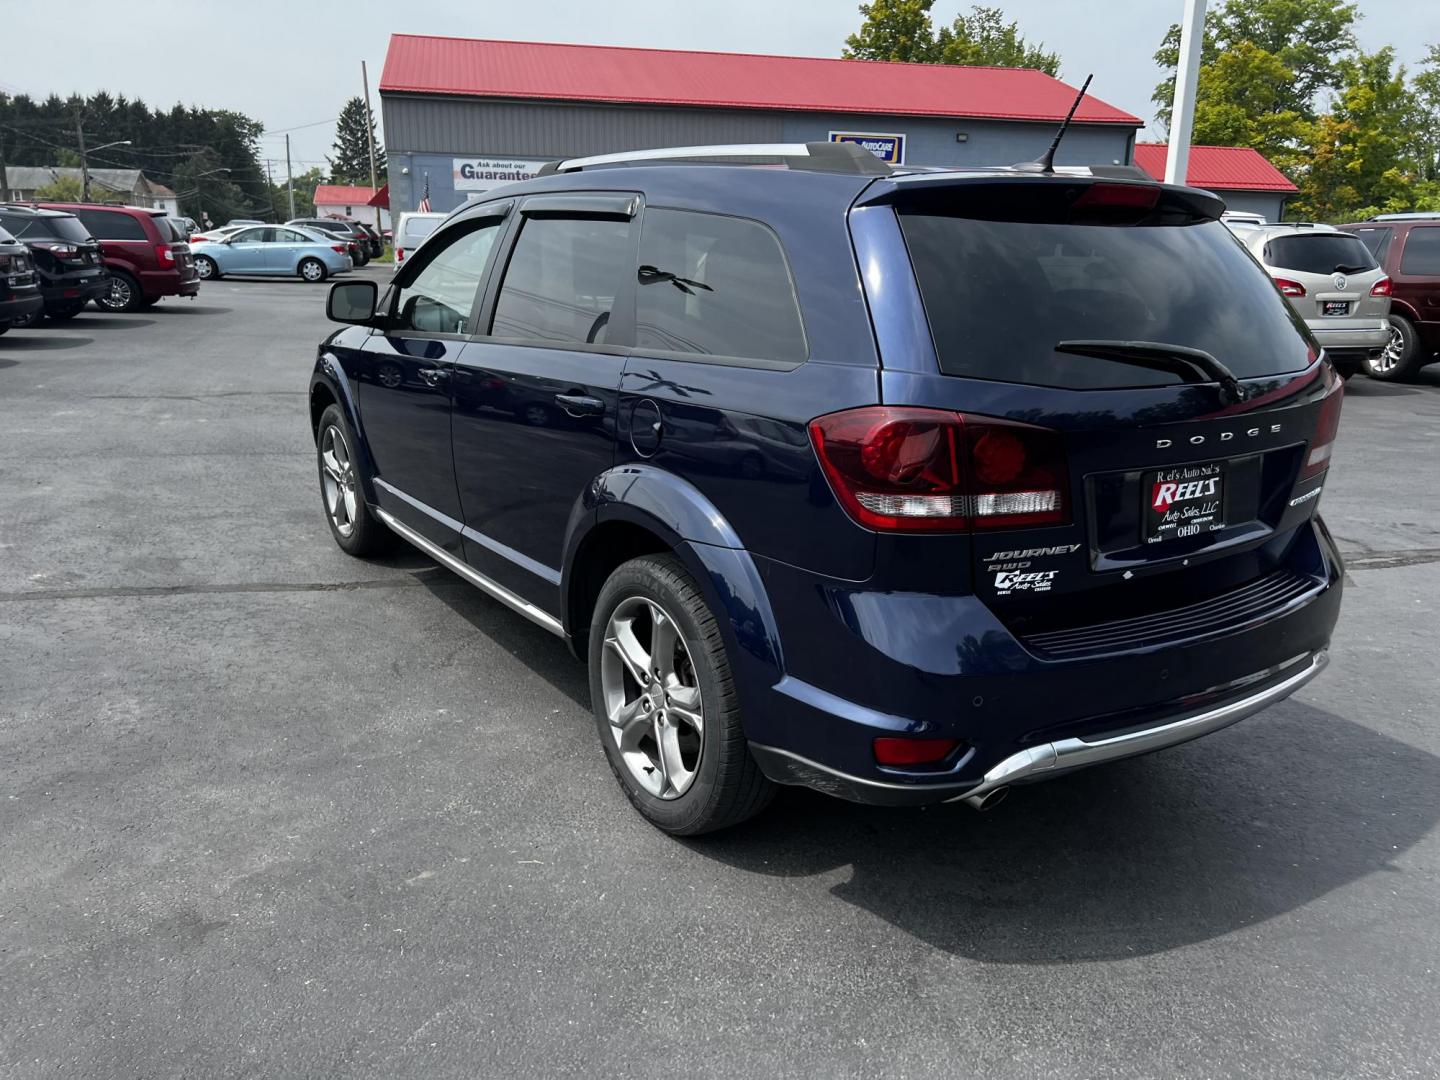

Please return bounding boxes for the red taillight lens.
[1274,277,1306,297]
[396,248,405,261]
[333,244,347,254]
[874,736,961,767]
[808,407,1069,533]
[1300,379,1344,481]
[1370,277,1392,297]
[1072,182,1161,210]
[155,243,174,264]
[34,241,80,259]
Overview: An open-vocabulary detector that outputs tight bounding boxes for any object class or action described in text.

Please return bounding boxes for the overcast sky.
[1,1,1434,172]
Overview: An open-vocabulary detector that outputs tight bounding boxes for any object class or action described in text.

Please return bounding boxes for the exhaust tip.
[962,786,1010,812]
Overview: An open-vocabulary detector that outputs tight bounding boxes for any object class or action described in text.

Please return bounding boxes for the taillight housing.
[155,244,175,265]
[1299,379,1344,481]
[396,248,405,262]
[874,736,962,767]
[1274,277,1306,297]
[1370,277,1392,297]
[808,407,1069,533]
[332,244,347,254]
[33,241,80,259]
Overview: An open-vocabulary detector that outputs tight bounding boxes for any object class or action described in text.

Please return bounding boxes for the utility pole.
[76,113,90,202]
[285,133,296,220]
[264,158,278,222]
[1165,0,1207,186]
[361,60,383,240]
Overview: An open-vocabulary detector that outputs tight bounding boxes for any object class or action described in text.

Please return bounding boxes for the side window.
[490,216,633,345]
[391,219,504,336]
[232,228,266,244]
[74,209,144,240]
[1399,227,1440,275]
[278,228,310,243]
[635,208,807,363]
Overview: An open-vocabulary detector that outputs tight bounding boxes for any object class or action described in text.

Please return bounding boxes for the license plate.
[1322,300,1350,316]
[1143,462,1227,544]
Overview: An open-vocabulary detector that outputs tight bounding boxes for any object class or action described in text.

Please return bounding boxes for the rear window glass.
[1264,233,1376,274]
[1349,227,1393,262]
[1399,227,1440,275]
[73,209,147,241]
[635,208,806,363]
[900,214,1314,389]
[404,218,440,242]
[46,215,94,244]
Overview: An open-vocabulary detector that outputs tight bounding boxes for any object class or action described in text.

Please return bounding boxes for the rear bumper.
[40,274,110,307]
[0,290,43,322]
[1309,322,1389,350]
[139,268,201,299]
[751,651,1328,805]
[740,518,1343,806]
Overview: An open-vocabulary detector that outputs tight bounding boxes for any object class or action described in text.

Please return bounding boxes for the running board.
[373,506,565,637]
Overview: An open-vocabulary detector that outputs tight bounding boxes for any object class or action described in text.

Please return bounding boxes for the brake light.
[1072,182,1161,210]
[874,736,962,767]
[396,248,405,262]
[332,244,347,254]
[156,244,174,265]
[1370,277,1392,297]
[808,407,1069,533]
[1274,277,1306,297]
[1300,380,1344,481]
[33,241,80,259]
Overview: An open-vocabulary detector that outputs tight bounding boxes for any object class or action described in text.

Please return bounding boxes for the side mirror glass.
[328,280,379,325]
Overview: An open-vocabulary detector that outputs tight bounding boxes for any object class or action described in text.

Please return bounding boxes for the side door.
[268,227,310,273]
[451,193,638,610]
[1395,225,1440,349]
[352,208,510,555]
[226,227,271,273]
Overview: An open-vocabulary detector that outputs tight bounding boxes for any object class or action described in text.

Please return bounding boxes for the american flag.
[417,174,431,213]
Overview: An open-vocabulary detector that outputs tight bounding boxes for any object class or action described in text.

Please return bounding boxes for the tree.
[844,1,1059,73]
[1152,0,1358,133]
[843,0,938,62]
[328,96,385,186]
[173,148,250,225]
[33,175,83,201]
[935,6,1059,75]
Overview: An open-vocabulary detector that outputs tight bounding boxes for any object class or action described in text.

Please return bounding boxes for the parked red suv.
[38,203,200,313]
[1338,216,1440,381]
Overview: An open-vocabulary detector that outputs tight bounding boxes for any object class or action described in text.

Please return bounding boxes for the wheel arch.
[309,356,379,504]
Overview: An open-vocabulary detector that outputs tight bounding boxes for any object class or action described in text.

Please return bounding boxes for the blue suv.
[309,142,1343,835]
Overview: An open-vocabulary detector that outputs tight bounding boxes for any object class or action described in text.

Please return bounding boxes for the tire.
[353,251,369,267]
[1368,315,1427,381]
[589,553,775,836]
[315,404,392,556]
[96,270,143,313]
[0,323,8,336]
[194,255,220,281]
[299,258,327,284]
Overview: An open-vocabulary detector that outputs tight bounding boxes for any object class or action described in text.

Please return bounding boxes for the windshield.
[900,214,1314,390]
[1264,233,1376,274]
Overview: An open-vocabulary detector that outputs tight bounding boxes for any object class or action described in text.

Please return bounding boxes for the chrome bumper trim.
[948,651,1329,803]
[373,506,565,637]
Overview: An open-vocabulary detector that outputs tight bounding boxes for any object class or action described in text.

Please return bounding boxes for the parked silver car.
[1242,226,1391,377]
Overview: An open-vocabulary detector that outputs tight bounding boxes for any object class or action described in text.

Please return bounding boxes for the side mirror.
[328,280,379,325]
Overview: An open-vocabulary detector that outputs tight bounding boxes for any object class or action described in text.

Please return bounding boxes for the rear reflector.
[1071,182,1161,210]
[874,737,961,767]
[1274,277,1306,297]
[1300,378,1344,481]
[809,407,1068,533]
[1370,277,1392,297]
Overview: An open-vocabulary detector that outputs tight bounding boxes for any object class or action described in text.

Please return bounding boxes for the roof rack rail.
[536,141,892,177]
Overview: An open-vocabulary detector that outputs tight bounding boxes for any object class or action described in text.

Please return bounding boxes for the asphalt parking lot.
[2,276,1439,1079]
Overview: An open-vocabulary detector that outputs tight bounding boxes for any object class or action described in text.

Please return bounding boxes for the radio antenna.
[1016,73,1093,174]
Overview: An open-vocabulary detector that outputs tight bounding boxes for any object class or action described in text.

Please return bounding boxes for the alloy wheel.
[102,276,133,311]
[600,596,705,800]
[195,257,215,280]
[1375,325,1404,374]
[319,424,358,537]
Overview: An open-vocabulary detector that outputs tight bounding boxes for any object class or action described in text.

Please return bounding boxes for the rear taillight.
[808,407,1069,533]
[33,241,80,259]
[1370,277,1392,297]
[333,244,347,254]
[1274,277,1306,297]
[874,736,962,767]
[1300,380,1344,481]
[0,254,12,273]
[396,248,405,262]
[156,244,174,264]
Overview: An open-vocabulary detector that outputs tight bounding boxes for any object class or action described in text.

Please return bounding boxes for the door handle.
[555,392,605,417]
[418,367,450,386]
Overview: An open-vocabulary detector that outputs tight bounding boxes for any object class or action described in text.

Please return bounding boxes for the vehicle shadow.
[0,334,94,351]
[693,700,1440,964]
[58,315,156,331]
[392,554,1440,964]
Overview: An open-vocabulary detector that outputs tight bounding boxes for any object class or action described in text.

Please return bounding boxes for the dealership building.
[377,35,1146,215]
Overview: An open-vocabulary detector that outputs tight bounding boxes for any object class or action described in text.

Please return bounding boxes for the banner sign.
[453,157,548,192]
[828,131,906,165]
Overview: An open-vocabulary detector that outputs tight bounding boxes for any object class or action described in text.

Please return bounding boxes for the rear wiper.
[1054,340,1246,404]
[1334,263,1369,274]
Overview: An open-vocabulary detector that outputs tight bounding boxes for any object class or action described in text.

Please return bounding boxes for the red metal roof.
[379,35,1142,126]
[1133,143,1298,193]
[313,184,377,205]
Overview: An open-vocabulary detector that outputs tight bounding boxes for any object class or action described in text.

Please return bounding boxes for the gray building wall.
[1212,190,1289,222]
[381,94,1138,214]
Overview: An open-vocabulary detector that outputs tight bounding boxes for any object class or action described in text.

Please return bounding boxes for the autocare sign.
[828,131,906,165]
[452,158,548,192]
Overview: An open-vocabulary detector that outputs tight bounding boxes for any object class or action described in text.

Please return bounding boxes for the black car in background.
[286,218,372,265]
[0,205,109,326]
[0,223,42,334]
